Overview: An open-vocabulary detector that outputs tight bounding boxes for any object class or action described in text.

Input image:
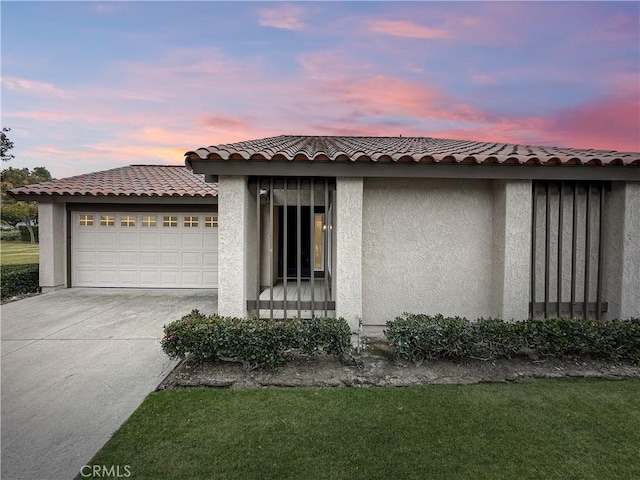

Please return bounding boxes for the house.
[10,135,640,336]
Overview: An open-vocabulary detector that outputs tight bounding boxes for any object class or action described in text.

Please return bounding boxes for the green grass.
[0,240,39,265]
[83,379,640,480]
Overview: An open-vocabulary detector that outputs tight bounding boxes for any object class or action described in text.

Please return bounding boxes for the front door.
[278,206,325,279]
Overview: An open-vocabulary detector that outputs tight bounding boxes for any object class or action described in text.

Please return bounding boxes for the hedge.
[162,310,352,370]
[18,226,39,243]
[385,314,640,364]
[1,263,40,299]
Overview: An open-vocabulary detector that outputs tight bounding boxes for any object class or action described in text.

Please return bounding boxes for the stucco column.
[335,177,363,333]
[493,180,532,321]
[38,202,66,292]
[604,182,640,319]
[217,176,254,318]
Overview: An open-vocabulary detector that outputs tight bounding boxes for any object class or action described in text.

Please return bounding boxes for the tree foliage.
[1,166,53,200]
[1,127,15,163]
[0,129,54,243]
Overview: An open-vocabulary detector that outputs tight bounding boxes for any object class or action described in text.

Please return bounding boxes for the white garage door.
[72,212,218,288]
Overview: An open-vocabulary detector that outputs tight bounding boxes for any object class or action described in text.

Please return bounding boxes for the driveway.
[1,288,217,480]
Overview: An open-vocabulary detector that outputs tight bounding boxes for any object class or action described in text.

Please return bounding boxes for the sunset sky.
[2,1,639,178]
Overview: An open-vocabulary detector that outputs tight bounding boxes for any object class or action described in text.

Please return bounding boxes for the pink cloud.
[7,111,72,121]
[1,76,72,98]
[258,4,306,30]
[542,94,640,151]
[368,20,450,40]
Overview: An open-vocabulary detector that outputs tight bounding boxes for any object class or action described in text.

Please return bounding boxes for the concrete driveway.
[1,288,217,480]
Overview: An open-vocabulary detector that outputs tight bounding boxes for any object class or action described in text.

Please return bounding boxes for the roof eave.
[187,159,640,182]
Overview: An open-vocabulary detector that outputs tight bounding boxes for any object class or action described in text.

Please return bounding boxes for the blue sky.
[2,1,639,178]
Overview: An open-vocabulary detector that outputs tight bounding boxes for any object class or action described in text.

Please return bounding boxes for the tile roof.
[8,165,218,198]
[186,135,640,166]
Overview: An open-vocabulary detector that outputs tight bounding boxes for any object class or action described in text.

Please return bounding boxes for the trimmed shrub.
[162,310,352,370]
[1,263,39,299]
[385,313,640,364]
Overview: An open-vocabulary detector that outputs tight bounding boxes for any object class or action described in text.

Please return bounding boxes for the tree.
[1,201,38,243]
[1,127,15,163]
[1,167,53,200]
[0,129,53,243]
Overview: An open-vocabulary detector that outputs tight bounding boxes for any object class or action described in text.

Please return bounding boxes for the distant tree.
[0,159,53,243]
[1,201,38,243]
[1,127,15,163]
[1,167,53,200]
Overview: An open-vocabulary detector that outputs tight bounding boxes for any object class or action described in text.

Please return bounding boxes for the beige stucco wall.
[217,176,253,317]
[38,202,66,292]
[362,178,495,330]
[603,182,640,319]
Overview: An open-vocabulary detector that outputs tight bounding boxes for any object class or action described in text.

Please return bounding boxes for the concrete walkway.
[1,288,217,480]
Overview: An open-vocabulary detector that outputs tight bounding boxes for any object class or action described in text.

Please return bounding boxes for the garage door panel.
[75,270,96,284]
[118,232,139,247]
[160,271,179,286]
[117,270,138,286]
[160,252,179,266]
[140,233,159,248]
[161,234,179,248]
[181,233,201,249]
[203,252,218,267]
[95,270,117,285]
[76,231,95,247]
[96,233,117,247]
[139,252,158,267]
[203,271,218,285]
[73,211,218,288]
[181,252,200,267]
[139,271,159,285]
[76,251,96,267]
[119,252,138,266]
[180,272,200,286]
[96,251,117,266]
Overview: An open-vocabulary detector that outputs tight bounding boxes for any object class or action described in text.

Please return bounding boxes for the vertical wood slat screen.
[530,181,608,319]
[247,177,336,319]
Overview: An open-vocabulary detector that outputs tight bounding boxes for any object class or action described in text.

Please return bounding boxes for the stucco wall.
[217,176,249,317]
[38,202,66,291]
[362,178,495,328]
[603,182,640,319]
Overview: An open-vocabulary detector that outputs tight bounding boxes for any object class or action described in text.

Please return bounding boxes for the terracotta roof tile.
[8,165,217,198]
[185,135,640,166]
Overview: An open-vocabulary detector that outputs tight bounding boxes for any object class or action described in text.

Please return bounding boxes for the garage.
[72,211,218,288]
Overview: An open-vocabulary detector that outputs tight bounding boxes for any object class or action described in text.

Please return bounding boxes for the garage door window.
[79,214,93,226]
[121,215,136,227]
[142,215,157,227]
[184,216,199,227]
[205,216,218,228]
[163,216,178,227]
[100,215,115,226]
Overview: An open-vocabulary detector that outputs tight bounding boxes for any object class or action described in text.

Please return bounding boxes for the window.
[100,215,115,227]
[184,216,199,227]
[79,214,94,226]
[163,216,178,227]
[120,215,136,227]
[204,216,218,228]
[142,215,157,227]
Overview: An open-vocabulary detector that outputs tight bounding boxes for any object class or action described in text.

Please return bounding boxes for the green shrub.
[162,311,352,370]
[1,229,21,241]
[1,263,39,299]
[18,226,39,243]
[385,314,640,364]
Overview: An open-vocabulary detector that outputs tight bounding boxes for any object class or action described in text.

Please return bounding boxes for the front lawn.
[82,379,640,480]
[0,240,39,265]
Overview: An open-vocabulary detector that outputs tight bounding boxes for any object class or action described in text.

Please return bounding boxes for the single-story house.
[10,135,640,336]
